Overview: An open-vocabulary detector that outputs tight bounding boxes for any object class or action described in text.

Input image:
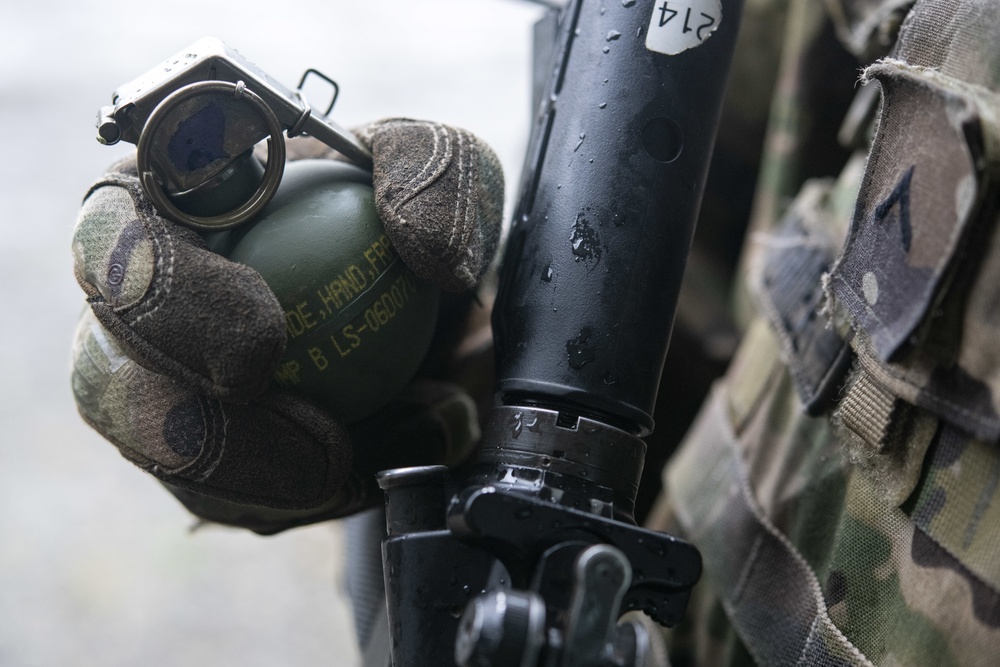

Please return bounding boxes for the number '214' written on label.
[645,0,722,56]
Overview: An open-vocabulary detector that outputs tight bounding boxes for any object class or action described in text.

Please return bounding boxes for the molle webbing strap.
[839,369,902,450]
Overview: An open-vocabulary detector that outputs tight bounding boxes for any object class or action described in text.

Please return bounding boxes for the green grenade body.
[213,160,440,422]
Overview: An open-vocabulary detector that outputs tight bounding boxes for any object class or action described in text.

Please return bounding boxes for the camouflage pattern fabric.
[649,0,1000,663]
[826,7,1000,441]
[732,0,863,328]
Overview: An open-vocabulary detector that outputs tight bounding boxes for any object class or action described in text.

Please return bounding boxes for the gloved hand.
[71,119,504,534]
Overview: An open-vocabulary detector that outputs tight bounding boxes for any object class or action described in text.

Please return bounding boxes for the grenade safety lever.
[96,37,372,230]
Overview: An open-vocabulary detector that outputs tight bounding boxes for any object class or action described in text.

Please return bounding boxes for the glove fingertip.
[370,120,505,293]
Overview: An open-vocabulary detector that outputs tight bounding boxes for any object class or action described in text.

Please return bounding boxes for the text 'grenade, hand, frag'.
[209,159,440,422]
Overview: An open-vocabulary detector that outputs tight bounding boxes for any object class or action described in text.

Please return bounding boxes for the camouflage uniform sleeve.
[650,0,1000,664]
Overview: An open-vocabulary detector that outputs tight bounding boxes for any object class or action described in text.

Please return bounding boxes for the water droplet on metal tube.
[510,412,523,438]
[567,327,597,369]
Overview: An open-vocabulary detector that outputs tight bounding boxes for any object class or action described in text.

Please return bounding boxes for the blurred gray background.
[0,1,544,664]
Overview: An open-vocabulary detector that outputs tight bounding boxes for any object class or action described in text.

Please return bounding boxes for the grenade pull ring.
[136,80,286,231]
[98,37,373,230]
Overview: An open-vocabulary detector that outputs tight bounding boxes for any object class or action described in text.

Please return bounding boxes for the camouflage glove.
[71,119,503,534]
